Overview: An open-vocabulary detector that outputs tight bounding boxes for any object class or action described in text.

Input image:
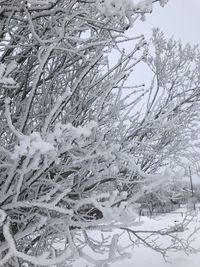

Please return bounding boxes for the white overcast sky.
[131,0,200,45]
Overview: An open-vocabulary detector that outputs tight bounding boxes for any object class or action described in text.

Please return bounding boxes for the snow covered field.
[75,206,200,267]
[112,208,200,267]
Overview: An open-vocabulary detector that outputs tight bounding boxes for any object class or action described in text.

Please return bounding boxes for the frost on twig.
[1,0,200,266]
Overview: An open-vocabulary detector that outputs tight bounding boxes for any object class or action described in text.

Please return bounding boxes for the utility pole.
[189,166,196,210]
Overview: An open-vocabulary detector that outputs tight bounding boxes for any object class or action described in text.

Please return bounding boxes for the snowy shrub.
[0,0,199,266]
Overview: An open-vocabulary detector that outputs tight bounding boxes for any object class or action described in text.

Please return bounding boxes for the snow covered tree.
[0,0,200,266]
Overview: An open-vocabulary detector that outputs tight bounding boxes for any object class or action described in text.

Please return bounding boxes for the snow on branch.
[1,0,200,266]
[0,62,17,86]
[95,0,169,25]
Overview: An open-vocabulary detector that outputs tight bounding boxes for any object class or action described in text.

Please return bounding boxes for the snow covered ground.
[75,206,200,267]
[112,208,200,267]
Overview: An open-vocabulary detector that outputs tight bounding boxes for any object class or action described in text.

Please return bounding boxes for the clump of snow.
[0,209,7,225]
[95,0,159,25]
[11,132,56,169]
[11,121,97,169]
[46,121,97,147]
[104,202,138,225]
[0,62,17,85]
[96,0,134,16]
[69,121,97,138]
[135,0,152,13]
[159,0,168,8]
[27,0,56,5]
[11,132,55,159]
[120,191,128,199]
[5,61,17,76]
[92,190,138,225]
